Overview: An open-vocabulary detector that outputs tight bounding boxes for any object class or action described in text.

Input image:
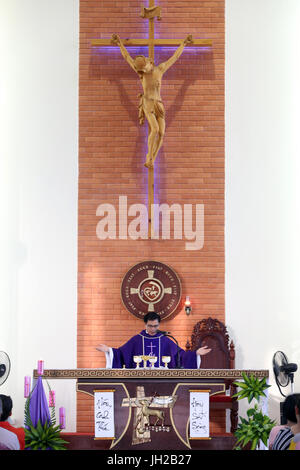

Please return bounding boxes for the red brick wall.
[78,0,225,433]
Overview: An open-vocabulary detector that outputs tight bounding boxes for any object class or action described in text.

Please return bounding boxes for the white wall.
[0,0,78,430]
[226,0,300,422]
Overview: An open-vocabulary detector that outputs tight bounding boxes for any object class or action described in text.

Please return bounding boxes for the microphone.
[157,330,182,368]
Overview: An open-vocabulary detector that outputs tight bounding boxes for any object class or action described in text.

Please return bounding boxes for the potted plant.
[24,381,68,450]
[233,372,276,450]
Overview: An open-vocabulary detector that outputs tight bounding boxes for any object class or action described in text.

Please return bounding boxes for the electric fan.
[0,351,11,386]
[272,350,298,397]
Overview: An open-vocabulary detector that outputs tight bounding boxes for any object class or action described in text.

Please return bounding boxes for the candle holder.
[59,407,66,430]
[37,360,44,376]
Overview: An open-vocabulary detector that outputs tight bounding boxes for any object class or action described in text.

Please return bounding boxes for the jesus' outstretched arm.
[111,34,137,73]
[158,34,193,75]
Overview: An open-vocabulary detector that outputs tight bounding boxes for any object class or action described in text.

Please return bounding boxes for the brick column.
[78,0,225,433]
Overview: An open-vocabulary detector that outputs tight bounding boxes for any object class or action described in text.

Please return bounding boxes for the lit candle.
[49,390,55,407]
[37,360,44,375]
[24,376,31,398]
[59,407,66,429]
[184,296,192,315]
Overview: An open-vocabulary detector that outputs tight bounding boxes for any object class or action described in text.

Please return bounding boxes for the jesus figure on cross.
[111,33,193,169]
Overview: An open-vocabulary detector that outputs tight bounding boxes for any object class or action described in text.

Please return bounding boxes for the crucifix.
[92,1,212,237]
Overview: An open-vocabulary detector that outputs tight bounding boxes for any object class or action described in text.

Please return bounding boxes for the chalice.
[162,356,171,368]
[133,356,142,368]
[148,356,158,368]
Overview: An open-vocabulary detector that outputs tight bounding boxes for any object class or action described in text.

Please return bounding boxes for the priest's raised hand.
[96,344,110,353]
[196,345,212,356]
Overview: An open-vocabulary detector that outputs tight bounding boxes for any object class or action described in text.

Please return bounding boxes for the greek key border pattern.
[33,369,269,380]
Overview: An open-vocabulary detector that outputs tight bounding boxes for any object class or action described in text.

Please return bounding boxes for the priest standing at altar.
[96,312,212,369]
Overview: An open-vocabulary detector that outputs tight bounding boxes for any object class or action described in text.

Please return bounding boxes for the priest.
[96,312,212,369]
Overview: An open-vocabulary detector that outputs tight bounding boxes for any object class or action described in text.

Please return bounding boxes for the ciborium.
[141,355,151,368]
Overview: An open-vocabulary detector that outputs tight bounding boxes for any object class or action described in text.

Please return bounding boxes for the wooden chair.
[186,317,238,433]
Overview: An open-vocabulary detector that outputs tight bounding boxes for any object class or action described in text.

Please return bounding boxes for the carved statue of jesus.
[111,33,193,169]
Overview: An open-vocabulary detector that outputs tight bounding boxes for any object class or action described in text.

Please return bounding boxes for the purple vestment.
[112,330,197,369]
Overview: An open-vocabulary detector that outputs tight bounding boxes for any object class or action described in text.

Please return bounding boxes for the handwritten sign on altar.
[94,390,115,439]
[189,390,210,439]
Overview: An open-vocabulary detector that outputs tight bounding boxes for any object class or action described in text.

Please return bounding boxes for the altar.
[38,368,269,451]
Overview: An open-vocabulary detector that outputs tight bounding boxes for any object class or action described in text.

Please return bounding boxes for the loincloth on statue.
[138,94,165,125]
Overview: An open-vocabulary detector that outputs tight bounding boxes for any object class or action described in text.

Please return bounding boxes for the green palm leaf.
[233,375,275,450]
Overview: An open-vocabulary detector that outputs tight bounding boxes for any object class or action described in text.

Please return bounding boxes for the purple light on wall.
[92,45,211,56]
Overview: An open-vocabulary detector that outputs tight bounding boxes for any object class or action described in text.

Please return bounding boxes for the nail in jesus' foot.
[144,160,153,169]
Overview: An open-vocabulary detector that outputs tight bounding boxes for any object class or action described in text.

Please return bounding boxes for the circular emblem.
[121,261,182,320]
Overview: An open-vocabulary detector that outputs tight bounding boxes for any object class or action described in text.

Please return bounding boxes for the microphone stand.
[164,334,183,369]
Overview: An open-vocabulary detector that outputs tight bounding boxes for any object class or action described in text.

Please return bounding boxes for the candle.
[49,390,55,407]
[37,360,44,375]
[24,376,31,398]
[59,407,66,429]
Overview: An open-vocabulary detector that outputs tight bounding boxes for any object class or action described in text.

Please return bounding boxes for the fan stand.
[289,373,295,394]
[279,372,296,425]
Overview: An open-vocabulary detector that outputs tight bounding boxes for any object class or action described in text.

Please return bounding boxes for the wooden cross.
[92,1,212,238]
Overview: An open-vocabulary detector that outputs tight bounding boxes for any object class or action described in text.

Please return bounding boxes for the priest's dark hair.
[143,312,161,324]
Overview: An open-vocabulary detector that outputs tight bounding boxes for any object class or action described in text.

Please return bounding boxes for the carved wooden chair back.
[187,317,235,371]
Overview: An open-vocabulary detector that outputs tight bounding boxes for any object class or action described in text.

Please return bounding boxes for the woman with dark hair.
[270,394,300,450]
[0,395,25,450]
